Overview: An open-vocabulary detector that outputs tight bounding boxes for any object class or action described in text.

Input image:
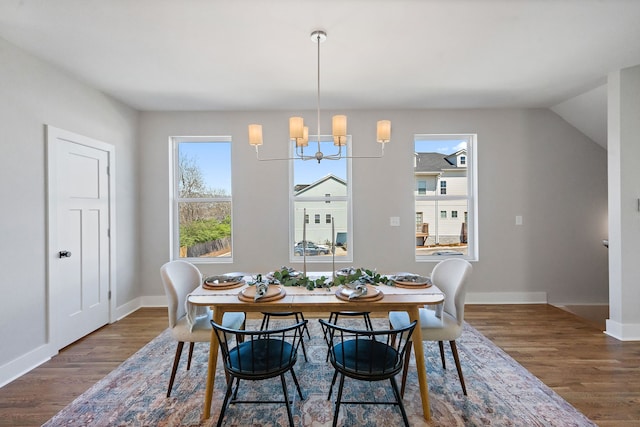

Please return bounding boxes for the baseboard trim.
[0,343,54,388]
[605,319,640,341]
[115,296,166,321]
[466,291,548,304]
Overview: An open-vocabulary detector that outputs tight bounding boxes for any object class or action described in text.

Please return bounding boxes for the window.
[305,214,309,224]
[414,134,477,260]
[171,137,232,261]
[291,135,352,261]
[416,212,424,232]
[417,180,427,195]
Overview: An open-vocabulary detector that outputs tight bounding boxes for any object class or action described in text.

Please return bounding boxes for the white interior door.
[47,126,113,350]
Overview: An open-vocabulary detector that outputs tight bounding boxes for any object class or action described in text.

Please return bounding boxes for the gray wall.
[138,108,609,304]
[0,37,139,373]
[0,34,608,385]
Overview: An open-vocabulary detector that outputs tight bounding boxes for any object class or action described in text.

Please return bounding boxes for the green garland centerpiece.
[271,266,331,291]
[332,267,390,287]
[248,267,389,291]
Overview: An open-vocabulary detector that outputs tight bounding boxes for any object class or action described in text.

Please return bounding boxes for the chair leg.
[327,370,339,400]
[186,342,195,370]
[262,313,308,361]
[295,312,311,339]
[449,340,467,395]
[167,341,184,397]
[291,313,309,361]
[300,333,309,362]
[216,375,236,427]
[439,340,446,369]
[390,376,411,427]
[260,313,270,330]
[400,340,412,398]
[289,367,305,400]
[332,373,346,427]
[363,312,373,330]
[278,374,294,427]
[232,376,241,400]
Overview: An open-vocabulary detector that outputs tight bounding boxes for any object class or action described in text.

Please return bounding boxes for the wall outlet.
[515,215,523,225]
[390,216,400,226]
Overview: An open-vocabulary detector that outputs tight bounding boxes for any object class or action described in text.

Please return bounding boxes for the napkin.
[254,282,269,301]
[392,274,419,282]
[185,297,211,332]
[345,281,368,299]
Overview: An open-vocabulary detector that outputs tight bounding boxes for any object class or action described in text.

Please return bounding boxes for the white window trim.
[170,135,234,263]
[415,133,478,262]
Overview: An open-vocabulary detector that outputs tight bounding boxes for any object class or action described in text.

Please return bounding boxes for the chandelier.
[248,30,391,163]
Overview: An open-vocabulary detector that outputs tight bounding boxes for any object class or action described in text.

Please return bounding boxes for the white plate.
[390,275,430,286]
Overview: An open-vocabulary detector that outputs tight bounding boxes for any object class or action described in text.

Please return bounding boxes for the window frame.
[289,135,353,263]
[414,134,478,262]
[170,136,233,263]
[417,180,427,195]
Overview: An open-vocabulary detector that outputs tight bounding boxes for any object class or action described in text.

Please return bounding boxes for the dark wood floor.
[1,305,639,426]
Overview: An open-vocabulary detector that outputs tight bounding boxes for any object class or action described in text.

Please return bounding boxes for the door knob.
[59,250,72,258]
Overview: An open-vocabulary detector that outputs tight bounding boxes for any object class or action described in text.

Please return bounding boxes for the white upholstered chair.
[388,258,472,396]
[160,260,245,397]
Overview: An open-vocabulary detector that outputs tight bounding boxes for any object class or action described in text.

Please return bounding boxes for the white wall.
[0,35,610,385]
[607,65,640,339]
[138,108,609,305]
[0,37,139,382]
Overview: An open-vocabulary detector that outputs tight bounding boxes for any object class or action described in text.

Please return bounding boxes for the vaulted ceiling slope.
[1,0,638,148]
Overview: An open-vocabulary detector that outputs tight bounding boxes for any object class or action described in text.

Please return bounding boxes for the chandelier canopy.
[248,30,391,163]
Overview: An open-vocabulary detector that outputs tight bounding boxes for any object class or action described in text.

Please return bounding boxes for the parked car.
[433,250,464,256]
[294,241,330,256]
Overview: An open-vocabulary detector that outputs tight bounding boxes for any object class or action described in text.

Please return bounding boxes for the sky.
[179,137,467,193]
[415,138,467,155]
[179,142,232,194]
[293,143,347,185]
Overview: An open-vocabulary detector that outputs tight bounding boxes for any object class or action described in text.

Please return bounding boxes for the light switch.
[390,216,400,226]
[515,215,523,225]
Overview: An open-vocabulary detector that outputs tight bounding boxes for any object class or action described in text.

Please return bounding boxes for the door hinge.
[108,290,111,300]
[107,228,110,238]
[106,166,110,176]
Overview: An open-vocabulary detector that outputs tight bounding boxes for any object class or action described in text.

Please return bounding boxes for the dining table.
[187,272,445,422]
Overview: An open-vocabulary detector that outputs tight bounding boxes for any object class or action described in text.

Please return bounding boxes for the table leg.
[203,307,224,420]
[408,306,431,421]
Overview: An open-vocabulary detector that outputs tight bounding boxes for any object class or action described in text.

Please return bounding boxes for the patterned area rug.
[44,318,595,426]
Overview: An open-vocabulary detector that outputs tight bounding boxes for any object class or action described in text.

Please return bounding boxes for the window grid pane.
[414,135,474,259]
[173,138,232,260]
[292,136,351,261]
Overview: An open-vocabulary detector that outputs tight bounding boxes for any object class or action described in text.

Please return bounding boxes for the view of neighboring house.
[293,174,347,248]
[415,149,468,247]
[295,150,469,254]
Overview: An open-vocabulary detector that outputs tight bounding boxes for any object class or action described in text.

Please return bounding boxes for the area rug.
[44,318,596,427]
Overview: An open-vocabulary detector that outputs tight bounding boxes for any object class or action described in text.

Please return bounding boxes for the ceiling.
[2,1,639,148]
